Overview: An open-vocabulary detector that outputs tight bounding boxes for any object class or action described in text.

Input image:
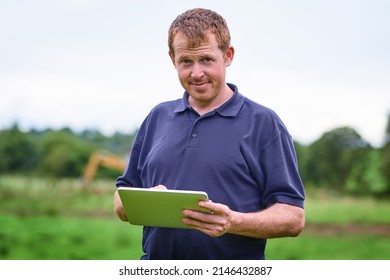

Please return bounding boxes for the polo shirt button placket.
[187,117,202,147]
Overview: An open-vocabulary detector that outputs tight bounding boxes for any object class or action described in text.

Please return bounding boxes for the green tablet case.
[118,187,210,228]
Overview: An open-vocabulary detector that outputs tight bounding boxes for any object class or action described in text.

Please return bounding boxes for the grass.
[0,214,143,260]
[304,190,390,224]
[266,235,390,260]
[0,175,389,260]
[0,175,144,260]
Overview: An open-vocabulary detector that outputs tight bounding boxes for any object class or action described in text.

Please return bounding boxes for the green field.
[1,175,389,260]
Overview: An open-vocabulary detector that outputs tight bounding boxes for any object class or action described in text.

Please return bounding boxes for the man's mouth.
[191,81,209,89]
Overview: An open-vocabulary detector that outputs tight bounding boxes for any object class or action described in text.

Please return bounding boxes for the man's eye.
[202,58,213,63]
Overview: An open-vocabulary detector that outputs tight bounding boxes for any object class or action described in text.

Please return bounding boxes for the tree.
[293,141,310,186]
[37,130,94,177]
[384,113,390,145]
[0,125,38,173]
[380,113,390,193]
[346,149,387,195]
[304,126,370,191]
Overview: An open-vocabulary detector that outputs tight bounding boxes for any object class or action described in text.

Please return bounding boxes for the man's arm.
[182,201,305,239]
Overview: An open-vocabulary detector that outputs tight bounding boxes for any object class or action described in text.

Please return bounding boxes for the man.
[115,8,305,259]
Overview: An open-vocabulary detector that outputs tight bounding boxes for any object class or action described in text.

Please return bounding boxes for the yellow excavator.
[82,150,127,187]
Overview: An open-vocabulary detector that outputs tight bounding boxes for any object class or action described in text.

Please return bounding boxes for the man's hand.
[182,200,238,237]
[114,190,128,221]
[151,185,168,190]
[182,201,305,239]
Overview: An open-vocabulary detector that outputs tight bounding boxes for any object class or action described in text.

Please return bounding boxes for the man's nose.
[190,63,204,79]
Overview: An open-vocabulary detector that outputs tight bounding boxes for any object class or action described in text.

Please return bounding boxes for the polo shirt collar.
[173,83,244,117]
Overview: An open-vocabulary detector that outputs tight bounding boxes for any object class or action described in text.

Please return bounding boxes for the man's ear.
[169,51,176,68]
[224,45,235,67]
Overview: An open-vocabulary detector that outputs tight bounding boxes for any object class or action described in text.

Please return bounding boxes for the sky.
[1,0,389,147]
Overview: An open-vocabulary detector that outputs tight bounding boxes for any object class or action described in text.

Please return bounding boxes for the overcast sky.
[1,0,389,147]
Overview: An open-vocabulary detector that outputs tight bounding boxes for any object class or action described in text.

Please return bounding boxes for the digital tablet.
[117,187,210,229]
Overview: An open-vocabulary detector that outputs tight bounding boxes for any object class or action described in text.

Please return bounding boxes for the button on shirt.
[116,83,305,260]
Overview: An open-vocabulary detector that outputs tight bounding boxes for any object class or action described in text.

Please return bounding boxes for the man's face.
[169,32,233,108]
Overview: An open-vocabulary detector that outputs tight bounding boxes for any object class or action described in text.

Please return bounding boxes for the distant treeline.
[1,117,390,196]
[0,125,136,180]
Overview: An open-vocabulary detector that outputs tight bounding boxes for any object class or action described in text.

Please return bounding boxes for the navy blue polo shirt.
[116,83,305,260]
